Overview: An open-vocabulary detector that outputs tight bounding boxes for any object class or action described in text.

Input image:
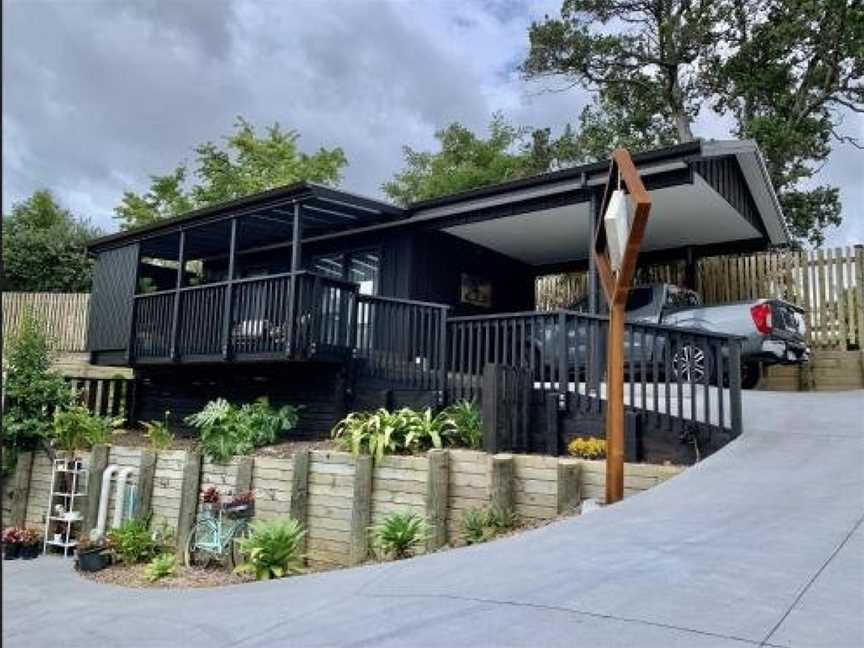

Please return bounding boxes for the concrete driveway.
[4,390,863,647]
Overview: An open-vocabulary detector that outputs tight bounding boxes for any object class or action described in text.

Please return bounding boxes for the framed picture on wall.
[460,273,492,308]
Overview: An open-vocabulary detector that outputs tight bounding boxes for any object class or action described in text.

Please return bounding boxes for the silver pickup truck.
[572,284,810,388]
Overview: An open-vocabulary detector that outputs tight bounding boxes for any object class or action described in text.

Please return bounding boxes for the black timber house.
[86,140,788,462]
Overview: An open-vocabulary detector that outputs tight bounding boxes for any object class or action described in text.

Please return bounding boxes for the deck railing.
[354,294,450,392]
[131,272,359,363]
[446,310,743,438]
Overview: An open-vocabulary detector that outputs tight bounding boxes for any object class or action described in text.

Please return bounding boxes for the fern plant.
[460,507,518,545]
[145,553,177,582]
[185,398,300,462]
[371,512,428,559]
[235,518,305,580]
[106,517,159,564]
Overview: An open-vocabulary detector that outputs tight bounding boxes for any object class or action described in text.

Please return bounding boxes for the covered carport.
[410,139,788,312]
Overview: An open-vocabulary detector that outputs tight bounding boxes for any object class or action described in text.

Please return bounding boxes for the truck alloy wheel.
[672,344,711,383]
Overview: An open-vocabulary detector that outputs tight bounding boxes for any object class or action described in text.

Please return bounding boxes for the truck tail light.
[751,302,773,334]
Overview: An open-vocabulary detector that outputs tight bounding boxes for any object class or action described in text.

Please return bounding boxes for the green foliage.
[331,407,445,462]
[460,507,518,545]
[142,411,175,451]
[144,553,177,582]
[521,0,863,245]
[185,398,300,463]
[52,405,120,453]
[567,436,606,459]
[2,312,75,473]
[371,512,428,560]
[437,400,483,449]
[383,113,580,205]
[1,190,102,292]
[106,518,160,565]
[235,518,306,581]
[115,117,348,229]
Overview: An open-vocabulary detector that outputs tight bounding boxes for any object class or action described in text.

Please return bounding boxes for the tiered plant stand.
[43,459,88,558]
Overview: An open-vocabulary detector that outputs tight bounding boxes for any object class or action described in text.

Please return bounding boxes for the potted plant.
[2,527,23,560]
[19,529,42,560]
[76,535,112,572]
[200,486,221,518]
[223,490,256,518]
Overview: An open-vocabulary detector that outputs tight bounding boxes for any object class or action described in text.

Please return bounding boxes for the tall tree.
[115,117,348,230]
[522,0,864,246]
[383,114,579,205]
[708,0,864,245]
[1,190,102,292]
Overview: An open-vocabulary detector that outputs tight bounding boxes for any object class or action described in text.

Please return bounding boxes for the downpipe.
[95,464,120,539]
[112,467,136,529]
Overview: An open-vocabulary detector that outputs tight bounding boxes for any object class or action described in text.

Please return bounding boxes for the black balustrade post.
[125,243,142,364]
[169,230,186,361]
[729,339,743,437]
[437,306,449,405]
[221,218,238,360]
[285,201,303,358]
[558,310,568,402]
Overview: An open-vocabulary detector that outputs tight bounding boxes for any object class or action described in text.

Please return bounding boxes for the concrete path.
[4,391,863,647]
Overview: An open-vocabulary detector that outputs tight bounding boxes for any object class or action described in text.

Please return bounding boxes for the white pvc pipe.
[112,467,136,529]
[95,464,120,539]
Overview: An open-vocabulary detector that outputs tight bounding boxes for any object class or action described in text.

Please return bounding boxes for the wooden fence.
[536,246,864,350]
[2,292,90,351]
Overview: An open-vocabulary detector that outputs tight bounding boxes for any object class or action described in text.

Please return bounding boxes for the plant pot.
[3,544,21,560]
[77,548,111,572]
[20,544,41,560]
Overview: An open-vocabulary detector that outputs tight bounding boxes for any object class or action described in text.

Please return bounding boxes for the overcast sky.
[3,0,862,246]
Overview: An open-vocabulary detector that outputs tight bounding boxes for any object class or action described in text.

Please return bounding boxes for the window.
[310,249,380,295]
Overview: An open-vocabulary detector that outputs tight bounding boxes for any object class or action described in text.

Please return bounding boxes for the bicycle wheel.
[226,520,252,570]
[184,521,219,568]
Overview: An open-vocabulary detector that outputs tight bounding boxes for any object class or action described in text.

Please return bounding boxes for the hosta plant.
[331,407,444,461]
[438,400,482,449]
[371,512,428,560]
[235,518,305,581]
[460,507,518,545]
[145,553,177,582]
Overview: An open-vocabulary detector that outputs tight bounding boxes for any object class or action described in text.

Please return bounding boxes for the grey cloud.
[2,0,861,248]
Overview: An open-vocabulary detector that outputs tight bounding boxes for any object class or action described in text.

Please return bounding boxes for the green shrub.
[460,507,518,545]
[567,436,606,459]
[142,411,175,451]
[235,518,305,581]
[438,400,482,449]
[331,407,444,461]
[371,512,427,560]
[2,311,75,474]
[106,518,159,564]
[185,398,300,462]
[52,405,120,453]
[145,553,177,582]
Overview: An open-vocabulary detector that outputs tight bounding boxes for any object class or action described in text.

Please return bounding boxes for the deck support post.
[169,230,186,361]
[221,218,238,359]
[285,202,303,359]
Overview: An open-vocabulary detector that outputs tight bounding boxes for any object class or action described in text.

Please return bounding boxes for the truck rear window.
[626,288,654,311]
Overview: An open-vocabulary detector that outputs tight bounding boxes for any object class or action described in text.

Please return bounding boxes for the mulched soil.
[78,562,255,589]
[107,429,337,458]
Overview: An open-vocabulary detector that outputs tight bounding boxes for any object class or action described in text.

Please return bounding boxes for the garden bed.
[107,429,336,458]
[78,562,255,589]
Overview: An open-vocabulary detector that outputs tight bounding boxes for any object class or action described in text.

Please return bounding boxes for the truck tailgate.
[768,299,806,339]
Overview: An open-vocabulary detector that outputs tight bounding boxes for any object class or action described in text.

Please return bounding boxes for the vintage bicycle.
[183,495,254,569]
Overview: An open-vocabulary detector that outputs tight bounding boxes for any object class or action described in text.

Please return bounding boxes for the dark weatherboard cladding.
[86,243,138,355]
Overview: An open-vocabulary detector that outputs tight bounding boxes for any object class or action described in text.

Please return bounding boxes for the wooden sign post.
[592,149,652,505]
